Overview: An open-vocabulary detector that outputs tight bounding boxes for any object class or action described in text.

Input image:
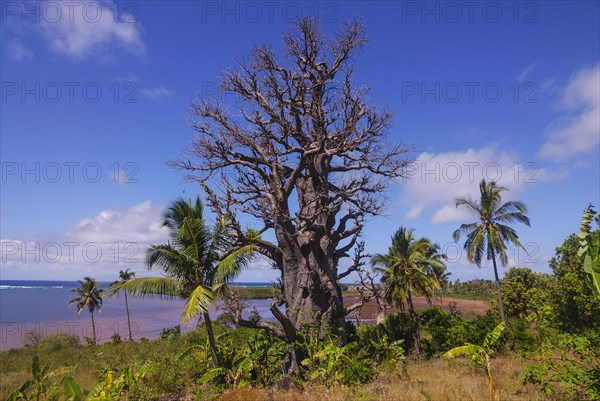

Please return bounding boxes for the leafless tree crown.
[173,18,413,269]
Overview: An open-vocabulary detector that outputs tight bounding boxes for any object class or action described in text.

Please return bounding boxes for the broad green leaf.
[443,344,483,359]
[61,376,83,401]
[483,322,506,350]
[199,368,225,384]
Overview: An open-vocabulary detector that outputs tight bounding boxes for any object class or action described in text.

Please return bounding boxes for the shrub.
[523,333,600,400]
[160,325,181,339]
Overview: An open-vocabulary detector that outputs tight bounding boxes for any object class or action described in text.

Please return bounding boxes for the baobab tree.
[173,18,412,354]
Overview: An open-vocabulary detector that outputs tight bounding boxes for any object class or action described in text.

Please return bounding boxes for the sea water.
[0,280,273,350]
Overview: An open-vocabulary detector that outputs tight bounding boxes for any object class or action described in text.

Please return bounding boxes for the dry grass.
[217,356,554,401]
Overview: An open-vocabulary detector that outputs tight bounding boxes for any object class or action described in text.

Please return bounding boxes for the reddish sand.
[344,295,489,321]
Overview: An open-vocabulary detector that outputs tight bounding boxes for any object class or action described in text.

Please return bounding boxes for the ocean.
[0,280,273,351]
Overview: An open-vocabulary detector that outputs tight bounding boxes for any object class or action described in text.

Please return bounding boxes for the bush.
[160,324,181,339]
[111,332,123,344]
[358,312,413,358]
[523,333,600,400]
[497,267,549,319]
[39,333,80,352]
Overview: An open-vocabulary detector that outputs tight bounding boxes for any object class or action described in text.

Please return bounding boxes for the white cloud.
[5,40,34,61]
[538,64,600,162]
[0,201,168,279]
[516,63,537,83]
[69,201,166,243]
[401,146,565,225]
[38,1,145,61]
[140,86,174,101]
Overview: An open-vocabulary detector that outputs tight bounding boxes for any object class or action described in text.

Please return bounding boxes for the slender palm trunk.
[490,248,507,325]
[406,290,422,356]
[91,311,97,345]
[124,292,133,341]
[203,312,220,367]
[486,356,495,401]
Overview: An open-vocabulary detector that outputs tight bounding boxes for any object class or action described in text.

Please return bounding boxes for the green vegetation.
[5,354,71,401]
[444,322,506,401]
[439,279,496,301]
[372,226,446,356]
[3,17,599,401]
[230,286,276,300]
[117,197,254,367]
[578,205,600,296]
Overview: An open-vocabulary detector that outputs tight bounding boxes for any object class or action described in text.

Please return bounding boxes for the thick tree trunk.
[203,312,221,367]
[275,167,347,342]
[280,245,346,339]
[490,249,507,325]
[124,292,133,341]
[406,291,422,356]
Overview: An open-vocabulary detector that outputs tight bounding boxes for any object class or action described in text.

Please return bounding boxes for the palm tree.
[68,277,104,345]
[453,179,530,324]
[110,269,136,341]
[426,243,451,306]
[117,197,253,367]
[372,227,446,356]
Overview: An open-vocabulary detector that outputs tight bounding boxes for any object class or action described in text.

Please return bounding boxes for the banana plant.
[444,322,506,401]
[199,356,253,391]
[577,204,600,297]
[5,355,71,401]
[85,363,153,401]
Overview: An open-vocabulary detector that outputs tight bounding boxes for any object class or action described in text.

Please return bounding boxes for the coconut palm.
[117,197,253,367]
[426,243,451,306]
[68,277,104,345]
[110,269,136,341]
[372,227,446,356]
[453,179,530,324]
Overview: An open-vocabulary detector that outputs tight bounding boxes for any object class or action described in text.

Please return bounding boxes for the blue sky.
[1,0,599,283]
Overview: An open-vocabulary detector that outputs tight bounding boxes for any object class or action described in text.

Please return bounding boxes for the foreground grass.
[0,328,553,401]
[215,356,549,401]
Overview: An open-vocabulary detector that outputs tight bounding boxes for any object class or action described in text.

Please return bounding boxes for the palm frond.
[119,277,182,299]
[215,245,254,283]
[454,196,481,214]
[181,285,216,324]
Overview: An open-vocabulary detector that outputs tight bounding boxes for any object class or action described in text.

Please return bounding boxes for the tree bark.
[124,292,133,341]
[90,311,97,345]
[203,312,221,367]
[490,248,507,325]
[406,290,422,356]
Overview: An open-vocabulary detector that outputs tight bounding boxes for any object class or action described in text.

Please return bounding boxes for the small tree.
[578,204,600,297]
[372,227,446,356]
[444,322,506,401]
